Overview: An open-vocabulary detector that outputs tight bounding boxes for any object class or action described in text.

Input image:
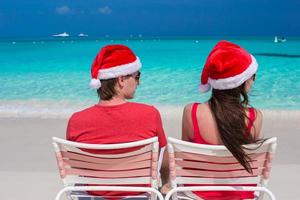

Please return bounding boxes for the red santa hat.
[90,44,142,89]
[199,40,258,92]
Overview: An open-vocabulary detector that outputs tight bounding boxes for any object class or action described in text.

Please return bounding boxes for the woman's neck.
[98,96,127,106]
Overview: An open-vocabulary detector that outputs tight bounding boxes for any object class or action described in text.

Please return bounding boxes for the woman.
[182,40,262,199]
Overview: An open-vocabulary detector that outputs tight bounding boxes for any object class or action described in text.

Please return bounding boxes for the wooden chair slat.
[64,159,151,171]
[175,152,267,163]
[61,151,152,164]
[63,175,151,185]
[175,159,266,170]
[176,168,263,178]
[66,168,151,178]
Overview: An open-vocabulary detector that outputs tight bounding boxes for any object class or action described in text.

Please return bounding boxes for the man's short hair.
[97,78,118,100]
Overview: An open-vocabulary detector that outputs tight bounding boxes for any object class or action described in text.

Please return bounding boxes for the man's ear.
[116,76,125,88]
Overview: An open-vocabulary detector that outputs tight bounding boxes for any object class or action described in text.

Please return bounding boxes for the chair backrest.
[53,137,160,189]
[167,137,277,188]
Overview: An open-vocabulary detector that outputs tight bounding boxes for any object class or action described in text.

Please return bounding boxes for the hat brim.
[98,57,142,80]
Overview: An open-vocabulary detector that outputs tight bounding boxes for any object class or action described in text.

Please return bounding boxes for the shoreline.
[0,104,300,119]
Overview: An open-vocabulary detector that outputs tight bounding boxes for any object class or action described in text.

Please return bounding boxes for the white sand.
[0,108,299,200]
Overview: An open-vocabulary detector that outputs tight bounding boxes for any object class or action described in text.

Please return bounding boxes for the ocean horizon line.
[1,35,300,43]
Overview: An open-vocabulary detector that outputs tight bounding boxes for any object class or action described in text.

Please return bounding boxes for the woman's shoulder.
[183,102,209,114]
[249,107,263,139]
[255,108,263,118]
[253,107,263,126]
[184,102,206,110]
[183,103,193,112]
[249,107,263,119]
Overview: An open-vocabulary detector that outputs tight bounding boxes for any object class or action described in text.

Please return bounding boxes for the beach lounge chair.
[52,137,164,200]
[166,137,277,200]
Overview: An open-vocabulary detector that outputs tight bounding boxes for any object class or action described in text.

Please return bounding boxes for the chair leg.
[150,194,157,200]
[256,192,264,200]
[55,189,66,200]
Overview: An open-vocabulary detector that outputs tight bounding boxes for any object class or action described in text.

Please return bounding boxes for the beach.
[0,108,299,200]
[1,0,299,197]
[1,37,300,199]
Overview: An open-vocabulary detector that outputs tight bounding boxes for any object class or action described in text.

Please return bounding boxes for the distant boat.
[274,36,286,43]
[279,37,287,42]
[52,32,69,37]
[78,33,88,37]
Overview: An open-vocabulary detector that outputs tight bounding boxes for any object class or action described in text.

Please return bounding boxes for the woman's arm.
[182,104,193,141]
[253,108,263,139]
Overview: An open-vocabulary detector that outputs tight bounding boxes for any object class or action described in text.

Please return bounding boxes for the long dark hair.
[208,82,256,173]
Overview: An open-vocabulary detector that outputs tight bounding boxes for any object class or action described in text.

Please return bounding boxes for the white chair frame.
[53,137,164,200]
[166,137,277,200]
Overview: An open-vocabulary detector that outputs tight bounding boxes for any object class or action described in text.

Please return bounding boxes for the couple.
[66,41,262,200]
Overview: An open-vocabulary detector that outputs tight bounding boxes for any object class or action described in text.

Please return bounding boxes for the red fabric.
[91,44,137,79]
[191,103,206,144]
[185,184,257,200]
[67,102,166,148]
[66,102,167,197]
[191,103,256,144]
[246,107,256,131]
[190,103,257,199]
[201,40,252,84]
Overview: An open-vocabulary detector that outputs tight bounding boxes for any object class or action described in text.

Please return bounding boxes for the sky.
[0,0,299,38]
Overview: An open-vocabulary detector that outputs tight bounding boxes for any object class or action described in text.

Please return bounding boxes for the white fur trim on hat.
[208,55,258,90]
[98,57,142,80]
[90,78,101,89]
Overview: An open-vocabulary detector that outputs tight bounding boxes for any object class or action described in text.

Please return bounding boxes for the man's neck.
[98,96,127,106]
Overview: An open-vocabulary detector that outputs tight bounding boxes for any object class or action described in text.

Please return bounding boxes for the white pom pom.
[198,83,210,93]
[90,79,101,89]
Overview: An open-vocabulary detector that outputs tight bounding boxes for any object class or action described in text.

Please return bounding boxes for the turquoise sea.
[0,37,300,117]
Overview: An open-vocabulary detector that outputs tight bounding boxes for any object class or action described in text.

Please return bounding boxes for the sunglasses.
[125,71,141,81]
[252,74,256,81]
[134,71,141,81]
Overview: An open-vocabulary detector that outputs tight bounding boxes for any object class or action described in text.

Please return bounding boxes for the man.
[66,44,168,197]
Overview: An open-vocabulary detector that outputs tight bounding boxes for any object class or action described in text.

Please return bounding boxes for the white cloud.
[56,5,72,15]
[97,6,112,15]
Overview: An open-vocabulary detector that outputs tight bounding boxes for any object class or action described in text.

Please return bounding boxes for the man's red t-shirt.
[66,102,167,197]
[67,102,166,147]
